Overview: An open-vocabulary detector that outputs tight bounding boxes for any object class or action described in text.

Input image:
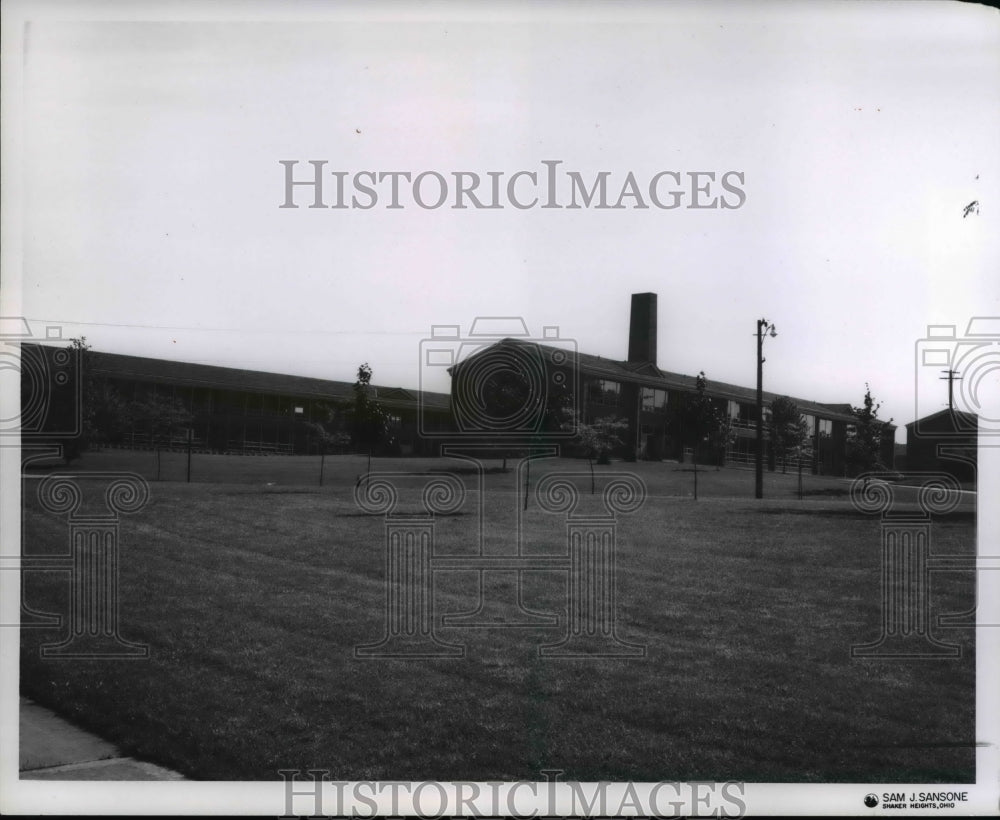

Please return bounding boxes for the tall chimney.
[627,292,657,366]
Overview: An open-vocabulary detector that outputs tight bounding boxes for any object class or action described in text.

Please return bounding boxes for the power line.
[23,318,427,336]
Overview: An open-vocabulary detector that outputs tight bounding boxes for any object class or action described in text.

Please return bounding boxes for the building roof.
[79,347,452,411]
[816,402,855,416]
[452,338,867,425]
[904,408,977,429]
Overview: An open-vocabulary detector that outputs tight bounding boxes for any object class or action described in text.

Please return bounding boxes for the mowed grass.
[19,452,976,782]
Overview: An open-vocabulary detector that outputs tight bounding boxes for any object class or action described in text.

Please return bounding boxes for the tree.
[669,372,731,498]
[346,363,390,484]
[86,380,133,446]
[794,437,815,500]
[560,409,627,494]
[131,393,192,480]
[59,337,131,464]
[347,363,389,448]
[303,420,350,486]
[768,396,810,473]
[707,412,736,469]
[846,383,893,479]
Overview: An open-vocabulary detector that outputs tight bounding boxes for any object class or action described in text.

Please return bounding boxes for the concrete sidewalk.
[19,697,186,780]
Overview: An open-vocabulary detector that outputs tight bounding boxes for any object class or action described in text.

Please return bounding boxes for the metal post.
[523,448,531,511]
[940,368,961,413]
[755,320,764,499]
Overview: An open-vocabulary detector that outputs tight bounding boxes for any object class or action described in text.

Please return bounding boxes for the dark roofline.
[904,408,977,428]
[452,338,869,425]
[25,343,452,410]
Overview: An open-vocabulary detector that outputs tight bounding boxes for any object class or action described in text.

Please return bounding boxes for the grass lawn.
[19,451,976,782]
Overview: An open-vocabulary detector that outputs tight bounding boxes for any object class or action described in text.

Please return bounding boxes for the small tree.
[86,379,132,447]
[347,363,390,484]
[707,413,736,469]
[304,420,350,486]
[560,409,627,494]
[58,337,132,464]
[794,438,815,500]
[846,383,894,480]
[131,394,192,480]
[768,396,810,473]
[669,372,730,499]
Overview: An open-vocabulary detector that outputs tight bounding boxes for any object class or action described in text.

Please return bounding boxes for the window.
[728,402,757,423]
[589,379,622,405]
[802,413,815,431]
[641,387,667,411]
[818,418,832,436]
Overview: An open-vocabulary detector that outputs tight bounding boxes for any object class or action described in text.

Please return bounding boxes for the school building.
[447,293,894,474]
[21,292,894,473]
[20,344,451,456]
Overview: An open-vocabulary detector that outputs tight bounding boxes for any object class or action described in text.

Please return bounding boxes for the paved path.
[19,697,185,780]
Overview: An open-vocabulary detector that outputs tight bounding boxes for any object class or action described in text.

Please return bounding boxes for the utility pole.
[756,322,764,499]
[755,318,777,500]
[940,369,962,412]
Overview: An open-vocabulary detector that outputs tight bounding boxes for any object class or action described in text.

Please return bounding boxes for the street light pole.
[755,318,777,500]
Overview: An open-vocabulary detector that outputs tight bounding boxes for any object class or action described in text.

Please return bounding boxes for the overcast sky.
[5,1,999,443]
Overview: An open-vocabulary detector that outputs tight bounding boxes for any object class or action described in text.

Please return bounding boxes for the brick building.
[21,344,451,456]
[448,293,894,475]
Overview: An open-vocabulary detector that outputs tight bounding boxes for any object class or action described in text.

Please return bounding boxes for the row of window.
[589,380,838,434]
[588,380,669,411]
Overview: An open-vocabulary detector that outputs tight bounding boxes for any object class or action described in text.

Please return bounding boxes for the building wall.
[18,343,454,457]
[905,413,976,483]
[100,376,337,454]
[577,372,865,473]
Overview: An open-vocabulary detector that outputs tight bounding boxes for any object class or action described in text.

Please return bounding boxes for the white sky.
[4,1,1000,443]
